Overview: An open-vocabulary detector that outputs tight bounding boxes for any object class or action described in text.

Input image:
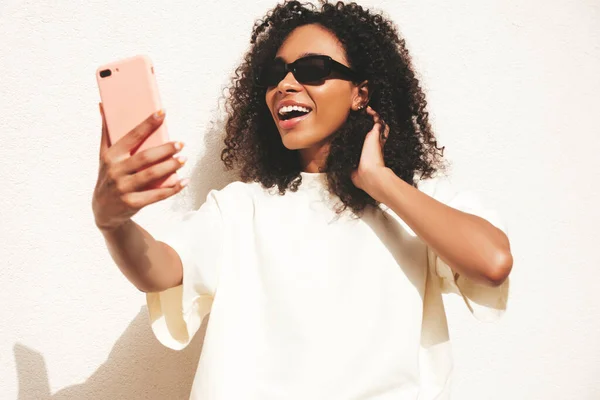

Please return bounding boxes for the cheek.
[311,84,352,132]
[265,91,276,117]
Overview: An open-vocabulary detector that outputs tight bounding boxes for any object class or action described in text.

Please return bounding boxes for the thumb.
[99,102,111,158]
[364,122,383,151]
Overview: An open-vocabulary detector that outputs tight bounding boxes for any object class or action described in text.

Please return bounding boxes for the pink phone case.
[96,54,179,189]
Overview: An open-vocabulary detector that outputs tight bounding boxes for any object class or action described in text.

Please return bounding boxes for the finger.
[378,121,385,141]
[367,121,383,141]
[121,141,185,176]
[122,180,188,209]
[123,156,186,192]
[366,106,382,124]
[380,122,390,144]
[111,109,166,160]
[99,103,110,158]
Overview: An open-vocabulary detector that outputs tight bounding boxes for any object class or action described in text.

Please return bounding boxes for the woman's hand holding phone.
[92,104,189,232]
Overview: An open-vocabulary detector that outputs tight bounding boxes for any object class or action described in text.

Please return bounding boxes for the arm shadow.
[14,106,237,400]
[15,307,210,400]
[169,111,239,213]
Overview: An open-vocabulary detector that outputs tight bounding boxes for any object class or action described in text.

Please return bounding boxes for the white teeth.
[278,105,311,115]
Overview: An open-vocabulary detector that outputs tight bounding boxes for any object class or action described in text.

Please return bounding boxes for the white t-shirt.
[146,171,510,400]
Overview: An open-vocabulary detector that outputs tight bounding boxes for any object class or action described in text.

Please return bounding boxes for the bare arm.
[99,220,182,293]
[371,169,512,287]
[353,106,512,287]
[93,107,188,293]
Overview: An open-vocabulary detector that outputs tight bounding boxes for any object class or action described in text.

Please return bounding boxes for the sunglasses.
[253,54,362,87]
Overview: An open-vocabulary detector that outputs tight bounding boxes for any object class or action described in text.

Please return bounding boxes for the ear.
[351,80,370,111]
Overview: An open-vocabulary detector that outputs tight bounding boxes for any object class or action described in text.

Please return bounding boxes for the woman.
[93,1,513,399]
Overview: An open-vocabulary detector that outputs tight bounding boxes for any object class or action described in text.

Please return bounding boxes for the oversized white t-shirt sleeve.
[422,176,510,322]
[146,189,224,350]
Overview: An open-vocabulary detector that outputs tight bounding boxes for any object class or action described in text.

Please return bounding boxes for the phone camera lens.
[100,69,112,78]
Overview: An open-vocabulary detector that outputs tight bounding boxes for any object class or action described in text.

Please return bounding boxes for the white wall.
[1,0,598,399]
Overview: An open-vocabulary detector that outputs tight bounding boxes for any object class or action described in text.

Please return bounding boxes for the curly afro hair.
[220,0,448,217]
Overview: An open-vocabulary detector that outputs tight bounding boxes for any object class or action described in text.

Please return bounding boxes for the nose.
[277,71,302,93]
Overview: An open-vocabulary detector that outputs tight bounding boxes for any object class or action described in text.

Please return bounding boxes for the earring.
[357,104,364,110]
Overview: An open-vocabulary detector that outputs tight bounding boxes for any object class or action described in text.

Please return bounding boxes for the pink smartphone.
[96,54,179,189]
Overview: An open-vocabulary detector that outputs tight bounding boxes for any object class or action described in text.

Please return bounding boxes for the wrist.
[96,218,131,235]
[367,167,395,203]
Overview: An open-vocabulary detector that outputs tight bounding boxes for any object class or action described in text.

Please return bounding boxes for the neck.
[298,142,330,173]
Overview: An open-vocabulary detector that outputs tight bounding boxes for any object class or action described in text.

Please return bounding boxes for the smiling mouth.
[276,111,312,130]
[277,106,312,121]
[278,109,312,121]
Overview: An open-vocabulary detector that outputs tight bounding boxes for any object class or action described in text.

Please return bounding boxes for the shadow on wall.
[169,106,240,213]
[15,307,210,400]
[14,101,238,400]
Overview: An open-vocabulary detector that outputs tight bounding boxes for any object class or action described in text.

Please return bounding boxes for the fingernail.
[174,141,184,151]
[175,155,187,165]
[153,109,165,120]
[180,178,190,187]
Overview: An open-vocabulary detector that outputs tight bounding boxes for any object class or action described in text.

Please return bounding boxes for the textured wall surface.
[1,0,599,399]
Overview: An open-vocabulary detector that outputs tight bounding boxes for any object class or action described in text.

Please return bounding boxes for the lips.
[274,100,313,130]
[277,111,312,130]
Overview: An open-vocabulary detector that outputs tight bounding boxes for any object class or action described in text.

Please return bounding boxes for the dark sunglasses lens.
[256,61,285,87]
[295,57,329,83]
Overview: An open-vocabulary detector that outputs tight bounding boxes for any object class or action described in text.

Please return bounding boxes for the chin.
[280,134,307,150]
[280,130,322,150]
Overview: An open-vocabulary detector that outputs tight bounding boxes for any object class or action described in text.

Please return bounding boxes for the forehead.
[275,24,348,63]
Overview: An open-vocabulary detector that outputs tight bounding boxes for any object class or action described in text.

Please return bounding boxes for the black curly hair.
[220,0,448,216]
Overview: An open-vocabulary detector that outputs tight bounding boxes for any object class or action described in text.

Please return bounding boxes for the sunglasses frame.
[253,54,363,88]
